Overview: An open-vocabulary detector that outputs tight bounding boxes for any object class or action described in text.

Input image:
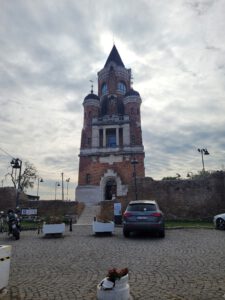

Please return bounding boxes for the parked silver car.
[123,200,165,238]
[213,213,225,230]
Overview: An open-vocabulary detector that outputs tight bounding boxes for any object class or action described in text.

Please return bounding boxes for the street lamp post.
[198,148,210,172]
[66,178,70,201]
[37,177,44,199]
[10,158,22,208]
[131,158,138,200]
[61,173,64,201]
[55,182,60,200]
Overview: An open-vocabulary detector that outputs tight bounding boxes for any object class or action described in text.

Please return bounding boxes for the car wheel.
[158,230,165,238]
[123,229,130,238]
[216,218,225,230]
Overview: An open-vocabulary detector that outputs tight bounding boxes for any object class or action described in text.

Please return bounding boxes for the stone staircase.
[76,204,100,225]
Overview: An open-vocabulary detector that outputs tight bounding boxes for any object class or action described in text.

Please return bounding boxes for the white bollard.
[0,245,12,291]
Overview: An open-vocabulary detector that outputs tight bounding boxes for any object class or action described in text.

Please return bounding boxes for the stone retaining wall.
[25,200,77,218]
[0,187,78,218]
[127,171,225,220]
[2,171,225,221]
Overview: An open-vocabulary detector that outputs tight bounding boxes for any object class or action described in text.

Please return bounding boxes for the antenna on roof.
[113,33,115,45]
[89,80,93,93]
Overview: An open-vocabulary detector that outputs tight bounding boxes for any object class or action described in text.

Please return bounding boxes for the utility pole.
[61,172,64,201]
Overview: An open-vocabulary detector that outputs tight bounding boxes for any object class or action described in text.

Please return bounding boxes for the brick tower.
[76,45,145,203]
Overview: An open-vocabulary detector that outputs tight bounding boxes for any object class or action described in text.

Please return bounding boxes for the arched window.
[101,83,108,95]
[117,81,126,94]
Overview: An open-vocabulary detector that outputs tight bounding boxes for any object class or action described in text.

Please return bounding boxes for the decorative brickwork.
[76,45,145,203]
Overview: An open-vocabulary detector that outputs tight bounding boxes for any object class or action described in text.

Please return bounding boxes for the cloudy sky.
[0,0,225,200]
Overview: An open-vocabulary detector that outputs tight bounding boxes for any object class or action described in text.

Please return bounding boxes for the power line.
[0,146,14,159]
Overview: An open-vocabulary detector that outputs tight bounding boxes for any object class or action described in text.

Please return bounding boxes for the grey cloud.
[1,1,101,94]
[65,99,83,113]
[143,122,225,177]
[185,0,215,15]
[1,0,225,195]
[43,152,79,173]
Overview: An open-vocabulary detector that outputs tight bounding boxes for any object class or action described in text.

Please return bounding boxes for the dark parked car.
[123,200,165,238]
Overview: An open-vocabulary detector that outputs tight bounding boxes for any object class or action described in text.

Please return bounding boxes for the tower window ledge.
[116,89,126,95]
[92,115,130,125]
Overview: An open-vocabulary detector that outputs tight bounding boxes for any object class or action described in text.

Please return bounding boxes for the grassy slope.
[165,220,214,229]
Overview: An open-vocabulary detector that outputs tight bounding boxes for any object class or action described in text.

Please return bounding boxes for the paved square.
[0,226,225,299]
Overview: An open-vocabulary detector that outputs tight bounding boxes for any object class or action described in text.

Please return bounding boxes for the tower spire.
[104,45,125,68]
[89,80,93,93]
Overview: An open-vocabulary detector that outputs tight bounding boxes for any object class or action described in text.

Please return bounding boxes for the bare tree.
[6,161,37,192]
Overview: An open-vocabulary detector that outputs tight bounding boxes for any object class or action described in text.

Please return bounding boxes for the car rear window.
[127,203,156,212]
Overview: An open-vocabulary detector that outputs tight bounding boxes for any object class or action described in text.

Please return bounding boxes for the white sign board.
[21,208,37,216]
[114,203,122,216]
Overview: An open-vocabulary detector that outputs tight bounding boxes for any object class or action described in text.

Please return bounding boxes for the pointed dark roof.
[104,45,125,68]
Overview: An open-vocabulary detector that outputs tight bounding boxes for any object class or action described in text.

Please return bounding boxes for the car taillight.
[123,212,133,218]
[150,212,162,217]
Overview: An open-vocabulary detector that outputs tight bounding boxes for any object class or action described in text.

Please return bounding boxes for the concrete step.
[76,204,100,225]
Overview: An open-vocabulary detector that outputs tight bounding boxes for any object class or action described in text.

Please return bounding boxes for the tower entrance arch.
[100,169,128,202]
[105,179,117,200]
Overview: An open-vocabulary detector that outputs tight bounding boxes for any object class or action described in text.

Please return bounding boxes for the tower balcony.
[92,115,130,125]
[79,145,145,157]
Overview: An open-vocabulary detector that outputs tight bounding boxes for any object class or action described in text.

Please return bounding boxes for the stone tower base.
[75,185,101,205]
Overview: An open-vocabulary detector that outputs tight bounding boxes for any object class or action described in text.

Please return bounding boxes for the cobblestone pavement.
[0,226,225,300]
